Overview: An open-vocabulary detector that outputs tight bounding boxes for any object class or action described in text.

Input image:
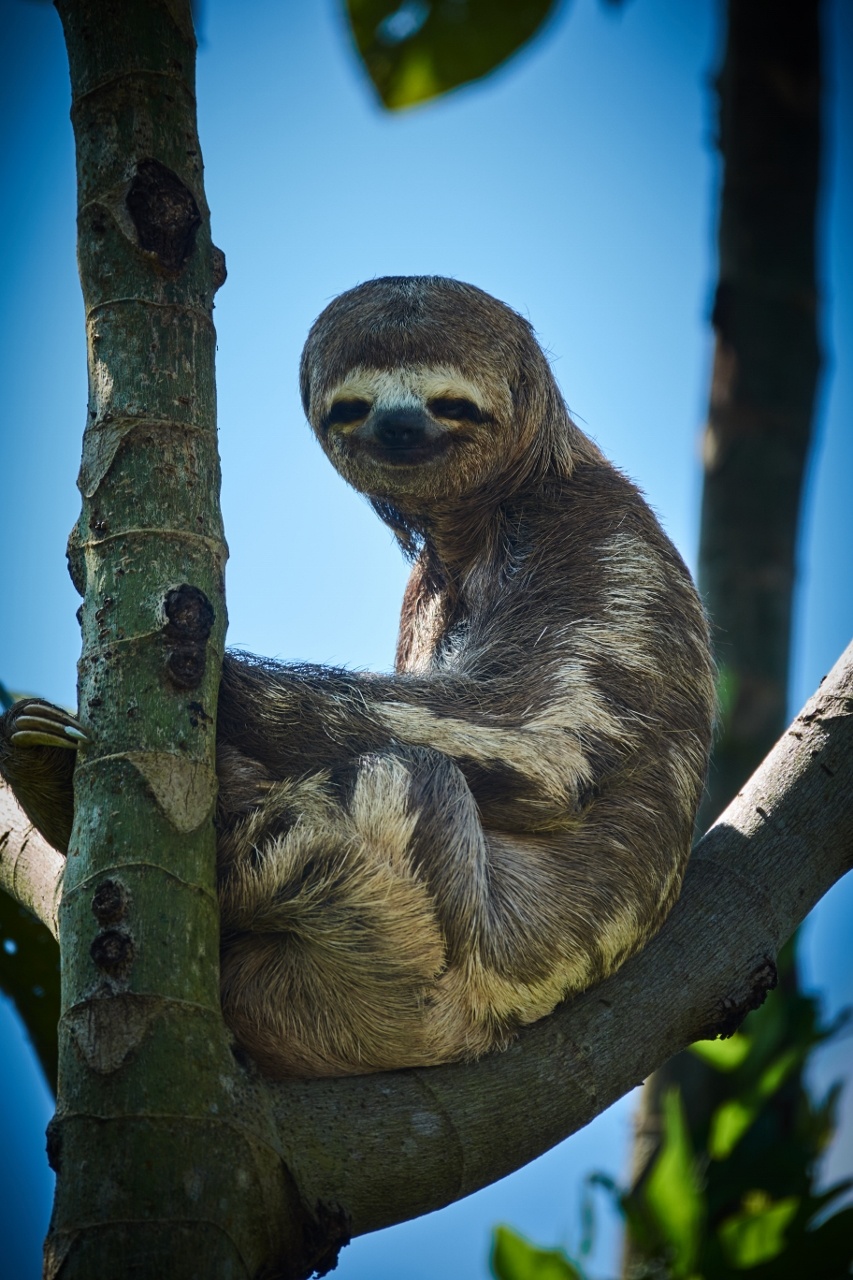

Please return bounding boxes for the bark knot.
[163,584,215,690]
[92,878,128,926]
[126,158,201,273]
[90,928,134,977]
[299,1201,352,1280]
[702,953,778,1040]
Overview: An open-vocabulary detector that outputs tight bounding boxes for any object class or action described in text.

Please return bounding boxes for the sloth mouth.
[364,435,457,467]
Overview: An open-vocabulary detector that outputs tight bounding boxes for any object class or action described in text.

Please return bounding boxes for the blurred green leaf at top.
[343,0,561,110]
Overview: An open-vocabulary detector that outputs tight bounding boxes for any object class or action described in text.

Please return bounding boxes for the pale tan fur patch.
[323,365,505,433]
[404,590,446,674]
[376,701,595,811]
[347,752,420,868]
[594,902,646,969]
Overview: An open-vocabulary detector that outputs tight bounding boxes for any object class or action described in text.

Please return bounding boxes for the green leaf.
[708,1098,757,1162]
[344,0,559,110]
[643,1089,705,1276]
[490,1225,585,1280]
[690,1032,752,1071]
[718,1192,799,1269]
[708,1046,802,1159]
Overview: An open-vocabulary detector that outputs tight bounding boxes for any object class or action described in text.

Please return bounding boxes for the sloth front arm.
[218,649,623,836]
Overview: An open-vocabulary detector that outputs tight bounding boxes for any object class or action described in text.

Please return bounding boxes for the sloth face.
[312,365,513,504]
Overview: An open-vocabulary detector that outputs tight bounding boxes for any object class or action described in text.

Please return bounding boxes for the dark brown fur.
[0,278,715,1078]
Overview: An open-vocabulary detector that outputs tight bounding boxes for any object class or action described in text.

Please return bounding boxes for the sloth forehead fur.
[299,276,535,405]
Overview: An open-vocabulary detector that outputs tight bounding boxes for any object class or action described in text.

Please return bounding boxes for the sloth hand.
[0,698,86,855]
[2,698,88,750]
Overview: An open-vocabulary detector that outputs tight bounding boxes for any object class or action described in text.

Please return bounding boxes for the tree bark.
[0,790,63,940]
[0,792,63,1089]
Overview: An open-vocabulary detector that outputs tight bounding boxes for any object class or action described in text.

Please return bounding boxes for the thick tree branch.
[269,639,853,1240]
[0,784,63,939]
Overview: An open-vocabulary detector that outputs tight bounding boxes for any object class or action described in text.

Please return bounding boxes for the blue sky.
[1,0,851,1276]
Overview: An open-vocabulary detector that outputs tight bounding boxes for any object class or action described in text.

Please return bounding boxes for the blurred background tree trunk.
[622,0,825,1274]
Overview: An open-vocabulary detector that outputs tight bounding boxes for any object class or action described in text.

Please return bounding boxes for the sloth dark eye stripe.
[324,398,371,428]
[428,396,486,423]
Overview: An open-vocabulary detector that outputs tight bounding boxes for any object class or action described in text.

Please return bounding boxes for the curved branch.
[270,640,853,1238]
[0,783,63,939]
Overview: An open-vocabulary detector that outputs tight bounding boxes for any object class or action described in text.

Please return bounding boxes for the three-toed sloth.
[1,277,715,1078]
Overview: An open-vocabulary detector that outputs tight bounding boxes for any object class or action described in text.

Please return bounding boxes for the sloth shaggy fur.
[0,277,715,1078]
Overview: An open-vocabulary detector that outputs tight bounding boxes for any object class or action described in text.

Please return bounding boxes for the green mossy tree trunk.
[47,2,305,1274]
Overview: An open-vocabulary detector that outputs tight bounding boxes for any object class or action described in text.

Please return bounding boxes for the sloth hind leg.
[219,751,453,1077]
[218,746,564,1075]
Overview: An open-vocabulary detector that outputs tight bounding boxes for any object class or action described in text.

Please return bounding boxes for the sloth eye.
[428,397,484,423]
[325,398,371,428]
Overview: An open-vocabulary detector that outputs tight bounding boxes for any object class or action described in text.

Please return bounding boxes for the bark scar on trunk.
[126,158,201,272]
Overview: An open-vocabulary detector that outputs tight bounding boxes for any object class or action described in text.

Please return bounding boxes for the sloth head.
[300,277,599,529]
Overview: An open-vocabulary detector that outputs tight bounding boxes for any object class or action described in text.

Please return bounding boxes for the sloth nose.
[372,407,430,449]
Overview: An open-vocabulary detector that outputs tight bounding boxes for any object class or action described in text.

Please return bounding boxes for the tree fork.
[48,2,318,1275]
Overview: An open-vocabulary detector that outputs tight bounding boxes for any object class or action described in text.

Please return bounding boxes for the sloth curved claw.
[8,701,89,750]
